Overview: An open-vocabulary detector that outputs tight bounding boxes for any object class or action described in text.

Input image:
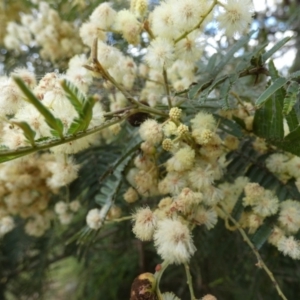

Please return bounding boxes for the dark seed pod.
[127,101,150,127]
[130,273,158,300]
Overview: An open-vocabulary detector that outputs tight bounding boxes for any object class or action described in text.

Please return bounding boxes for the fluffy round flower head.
[278,200,300,233]
[79,22,106,46]
[144,38,175,70]
[217,0,254,37]
[265,153,289,174]
[172,0,202,32]
[158,171,188,195]
[124,187,139,203]
[277,236,300,260]
[139,119,163,145]
[154,218,196,264]
[25,214,51,237]
[150,1,179,40]
[188,165,215,191]
[69,200,81,212]
[252,190,279,217]
[14,102,51,139]
[46,155,80,190]
[243,182,265,206]
[66,54,93,93]
[175,31,203,62]
[86,208,103,230]
[193,206,218,230]
[54,201,68,215]
[166,146,195,172]
[0,216,15,236]
[132,207,157,241]
[286,156,300,178]
[191,112,216,131]
[2,124,27,150]
[161,292,181,300]
[268,226,285,246]
[158,197,173,210]
[163,121,178,137]
[113,9,141,44]
[34,72,58,100]
[0,78,23,116]
[171,188,202,214]
[97,41,124,70]
[141,141,156,155]
[202,186,224,206]
[90,2,117,30]
[134,169,158,196]
[11,68,36,89]
[134,154,154,171]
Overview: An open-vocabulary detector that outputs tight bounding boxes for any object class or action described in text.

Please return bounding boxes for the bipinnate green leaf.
[11,121,36,147]
[14,77,64,139]
[255,77,287,106]
[282,81,300,115]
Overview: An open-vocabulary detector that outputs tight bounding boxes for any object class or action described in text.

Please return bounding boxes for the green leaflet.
[282,81,300,115]
[14,77,64,139]
[255,77,287,106]
[10,121,36,147]
[261,36,291,62]
[213,114,243,138]
[62,80,96,135]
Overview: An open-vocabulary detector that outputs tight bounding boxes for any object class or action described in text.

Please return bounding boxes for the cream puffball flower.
[218,0,253,37]
[154,218,196,264]
[278,200,300,233]
[139,119,163,145]
[277,236,300,260]
[86,208,103,230]
[90,2,117,30]
[145,38,175,70]
[166,146,195,172]
[132,207,157,241]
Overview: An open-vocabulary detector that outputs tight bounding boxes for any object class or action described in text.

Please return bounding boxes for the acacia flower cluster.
[4,2,84,61]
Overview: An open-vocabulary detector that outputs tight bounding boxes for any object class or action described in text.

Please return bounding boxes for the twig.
[218,205,288,300]
[184,263,197,300]
[162,68,172,108]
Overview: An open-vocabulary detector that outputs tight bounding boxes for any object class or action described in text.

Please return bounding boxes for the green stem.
[0,117,124,161]
[154,261,169,300]
[174,0,218,44]
[184,263,197,300]
[104,216,132,224]
[218,205,288,300]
